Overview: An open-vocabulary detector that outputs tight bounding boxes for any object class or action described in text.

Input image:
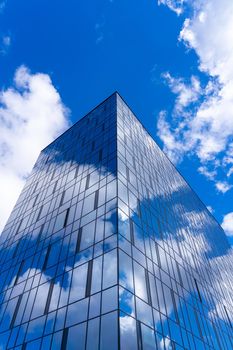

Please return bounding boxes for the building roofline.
[41,91,119,152]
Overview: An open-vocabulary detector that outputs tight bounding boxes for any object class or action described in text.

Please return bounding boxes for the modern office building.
[0,92,232,350]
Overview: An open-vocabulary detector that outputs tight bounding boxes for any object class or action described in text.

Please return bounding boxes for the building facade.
[0,92,232,350]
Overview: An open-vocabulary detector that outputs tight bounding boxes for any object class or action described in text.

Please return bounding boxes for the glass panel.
[136,297,153,328]
[102,286,118,313]
[102,249,117,289]
[119,287,135,317]
[82,193,95,216]
[141,323,156,350]
[91,256,102,294]
[54,211,66,232]
[86,317,100,350]
[31,283,50,318]
[41,335,52,350]
[100,311,118,350]
[69,263,88,303]
[133,261,148,302]
[26,316,46,341]
[66,299,88,328]
[89,293,101,318]
[50,330,63,350]
[80,221,95,251]
[67,322,87,350]
[119,250,134,292]
[120,312,138,350]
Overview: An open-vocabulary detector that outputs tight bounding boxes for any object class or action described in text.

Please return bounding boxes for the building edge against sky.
[0,92,232,350]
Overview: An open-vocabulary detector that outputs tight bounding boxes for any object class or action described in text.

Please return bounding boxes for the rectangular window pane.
[103,249,117,289]
[69,263,88,303]
[100,311,118,350]
[119,250,134,292]
[44,281,54,314]
[120,312,138,350]
[86,318,99,350]
[67,323,87,350]
[91,256,102,294]
[133,261,148,302]
[80,221,95,251]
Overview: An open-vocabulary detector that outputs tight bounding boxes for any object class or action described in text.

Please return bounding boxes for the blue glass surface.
[0,93,232,349]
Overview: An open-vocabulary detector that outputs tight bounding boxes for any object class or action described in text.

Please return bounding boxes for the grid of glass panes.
[0,92,232,350]
[0,94,119,350]
[116,94,233,350]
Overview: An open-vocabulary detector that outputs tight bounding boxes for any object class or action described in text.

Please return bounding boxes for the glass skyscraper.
[0,92,232,350]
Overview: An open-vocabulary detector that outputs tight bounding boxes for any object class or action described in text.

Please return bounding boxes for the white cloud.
[222,212,233,237]
[0,34,11,55]
[0,65,69,233]
[162,72,201,112]
[157,0,233,193]
[158,0,187,15]
[157,110,185,163]
[198,166,217,180]
[215,181,232,194]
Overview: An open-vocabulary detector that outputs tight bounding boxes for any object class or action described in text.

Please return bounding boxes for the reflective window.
[119,250,134,292]
[0,93,232,350]
[102,249,117,289]
[69,263,88,303]
[100,311,118,350]
[102,285,118,313]
[141,323,156,350]
[80,221,95,251]
[134,261,148,302]
[66,299,88,328]
[67,323,87,350]
[136,297,153,328]
[86,318,99,350]
[120,312,138,350]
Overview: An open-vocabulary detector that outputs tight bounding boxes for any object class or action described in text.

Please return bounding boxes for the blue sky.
[0,0,233,243]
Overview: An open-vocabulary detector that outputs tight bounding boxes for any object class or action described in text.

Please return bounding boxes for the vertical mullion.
[94,190,99,210]
[60,190,66,207]
[37,223,44,243]
[75,166,79,178]
[145,270,152,306]
[44,280,54,314]
[16,219,23,235]
[33,194,39,207]
[13,241,20,259]
[85,174,90,190]
[53,180,58,194]
[42,245,51,271]
[10,294,23,328]
[130,219,135,245]
[14,260,24,285]
[61,327,69,350]
[171,289,179,324]
[85,260,93,297]
[64,208,70,227]
[75,227,83,253]
[194,278,202,303]
[36,205,43,221]
[176,262,183,287]
[136,320,142,350]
